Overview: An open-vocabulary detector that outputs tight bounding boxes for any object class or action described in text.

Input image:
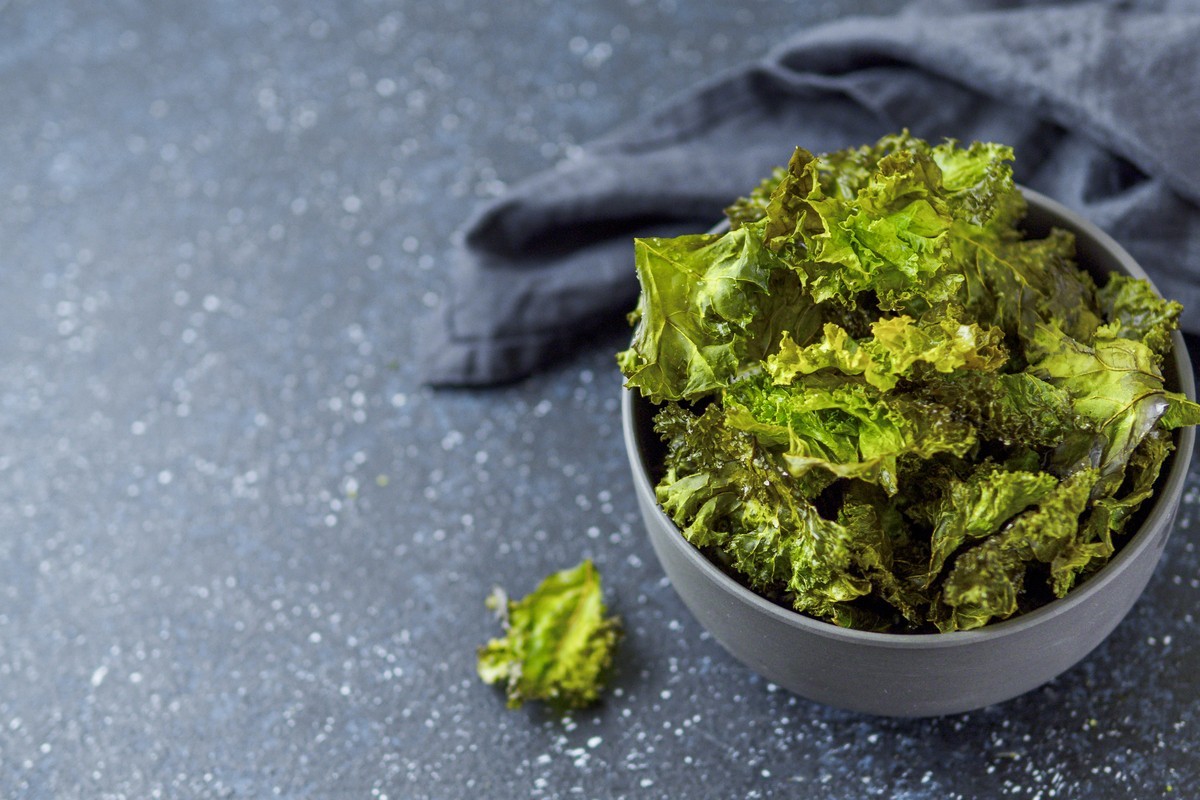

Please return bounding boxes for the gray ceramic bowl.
[622,188,1196,717]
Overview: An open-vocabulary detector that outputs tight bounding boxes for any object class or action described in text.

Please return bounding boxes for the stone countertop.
[0,2,1196,798]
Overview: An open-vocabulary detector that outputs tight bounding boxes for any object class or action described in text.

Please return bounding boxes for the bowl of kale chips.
[618,134,1199,717]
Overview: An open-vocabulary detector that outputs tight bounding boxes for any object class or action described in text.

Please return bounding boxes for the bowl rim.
[622,187,1197,649]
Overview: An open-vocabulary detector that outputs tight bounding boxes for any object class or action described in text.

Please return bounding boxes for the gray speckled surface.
[0,2,1196,798]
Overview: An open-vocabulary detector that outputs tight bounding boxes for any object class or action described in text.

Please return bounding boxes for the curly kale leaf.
[1029,325,1197,488]
[617,222,819,403]
[815,133,1017,228]
[653,403,873,623]
[937,469,1098,631]
[929,139,1022,229]
[763,146,962,311]
[1097,273,1183,363]
[1059,428,1175,594]
[477,560,621,710]
[953,226,1102,356]
[1160,393,1200,430]
[837,482,933,627]
[815,131,929,200]
[756,134,1021,315]
[723,374,975,496]
[914,370,1078,449]
[766,310,1006,392]
[924,464,1058,583]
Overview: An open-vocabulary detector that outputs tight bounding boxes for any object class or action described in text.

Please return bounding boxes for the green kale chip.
[1064,427,1175,591]
[617,223,820,403]
[477,560,620,709]
[1097,273,1182,361]
[937,469,1098,631]
[724,374,975,496]
[953,226,1102,356]
[618,133,1196,633]
[654,402,872,622]
[1029,325,1200,490]
[763,145,963,312]
[913,371,1077,449]
[925,464,1058,583]
[766,309,1006,392]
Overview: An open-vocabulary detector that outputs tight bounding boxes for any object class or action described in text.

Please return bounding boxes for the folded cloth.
[424,1,1200,387]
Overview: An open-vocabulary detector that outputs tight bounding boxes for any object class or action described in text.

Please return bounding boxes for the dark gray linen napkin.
[425,1,1200,386]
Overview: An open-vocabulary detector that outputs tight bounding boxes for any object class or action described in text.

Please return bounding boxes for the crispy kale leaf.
[724,373,976,496]
[766,310,1006,392]
[937,469,1098,631]
[1097,273,1182,361]
[1029,325,1197,488]
[617,223,819,403]
[477,560,620,709]
[837,482,933,626]
[913,371,1077,449]
[1062,427,1175,593]
[953,226,1102,356]
[925,465,1058,583]
[654,403,874,624]
[763,146,963,311]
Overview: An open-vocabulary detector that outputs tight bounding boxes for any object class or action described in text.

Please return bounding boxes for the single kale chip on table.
[618,133,1200,633]
[477,560,621,709]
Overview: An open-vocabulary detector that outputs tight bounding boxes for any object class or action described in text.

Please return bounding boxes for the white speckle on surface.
[90,665,109,687]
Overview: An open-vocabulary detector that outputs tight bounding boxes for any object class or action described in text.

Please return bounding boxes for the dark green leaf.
[937,469,1098,631]
[913,370,1078,449]
[1058,427,1175,594]
[1097,273,1182,361]
[953,226,1102,354]
[724,374,976,495]
[925,465,1058,583]
[653,403,873,623]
